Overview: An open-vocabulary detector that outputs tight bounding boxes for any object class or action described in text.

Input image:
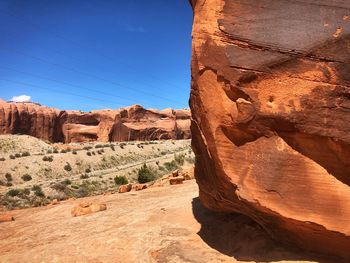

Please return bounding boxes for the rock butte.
[0,100,190,143]
[190,0,350,260]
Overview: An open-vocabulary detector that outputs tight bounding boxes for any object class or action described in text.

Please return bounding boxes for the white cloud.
[11,95,31,103]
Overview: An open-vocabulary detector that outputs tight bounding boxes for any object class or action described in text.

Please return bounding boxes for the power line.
[0,65,150,106]
[0,45,184,105]
[0,78,127,107]
[0,8,186,91]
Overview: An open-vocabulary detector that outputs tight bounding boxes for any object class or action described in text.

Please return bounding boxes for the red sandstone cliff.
[190,0,350,260]
[0,100,191,143]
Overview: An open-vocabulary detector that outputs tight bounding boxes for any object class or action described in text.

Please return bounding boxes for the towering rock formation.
[190,0,350,259]
[0,100,191,143]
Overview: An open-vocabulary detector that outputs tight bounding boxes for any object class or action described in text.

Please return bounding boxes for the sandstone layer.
[0,100,190,143]
[190,0,350,260]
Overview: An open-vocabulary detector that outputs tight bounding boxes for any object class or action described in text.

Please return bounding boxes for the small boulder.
[172,170,179,177]
[118,184,132,193]
[0,214,15,222]
[71,202,107,217]
[169,176,184,185]
[51,199,60,205]
[134,184,148,191]
[182,171,194,181]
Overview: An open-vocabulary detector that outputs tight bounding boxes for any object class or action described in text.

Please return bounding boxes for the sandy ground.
[0,180,325,263]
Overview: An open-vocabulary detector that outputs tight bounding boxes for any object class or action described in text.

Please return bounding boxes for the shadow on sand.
[191,197,338,263]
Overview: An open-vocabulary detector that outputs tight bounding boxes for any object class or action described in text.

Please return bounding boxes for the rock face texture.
[190,0,350,259]
[0,100,191,143]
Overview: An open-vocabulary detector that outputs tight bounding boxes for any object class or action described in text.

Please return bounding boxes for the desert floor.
[0,180,328,263]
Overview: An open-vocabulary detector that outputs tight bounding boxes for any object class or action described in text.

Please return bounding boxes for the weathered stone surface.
[190,0,350,260]
[0,101,191,143]
[118,184,132,193]
[0,214,14,223]
[169,176,184,185]
[71,201,107,217]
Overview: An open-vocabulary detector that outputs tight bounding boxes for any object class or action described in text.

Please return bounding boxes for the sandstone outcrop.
[0,101,191,143]
[71,201,107,217]
[0,214,14,223]
[118,184,132,193]
[190,0,350,260]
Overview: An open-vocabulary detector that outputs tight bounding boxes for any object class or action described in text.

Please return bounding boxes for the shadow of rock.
[192,197,337,263]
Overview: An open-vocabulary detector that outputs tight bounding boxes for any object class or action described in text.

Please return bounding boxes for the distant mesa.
[0,99,191,143]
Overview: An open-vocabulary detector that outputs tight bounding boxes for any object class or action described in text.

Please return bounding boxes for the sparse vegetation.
[9,154,15,159]
[21,151,31,157]
[15,153,21,158]
[21,174,32,182]
[137,163,157,183]
[5,173,12,182]
[42,155,54,162]
[32,185,45,197]
[114,175,128,185]
[72,150,77,155]
[64,163,72,172]
[0,157,5,161]
[87,151,92,156]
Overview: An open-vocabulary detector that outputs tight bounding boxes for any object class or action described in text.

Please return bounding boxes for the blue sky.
[0,1,193,111]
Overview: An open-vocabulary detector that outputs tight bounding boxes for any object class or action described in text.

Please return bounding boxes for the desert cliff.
[190,0,350,260]
[0,100,191,143]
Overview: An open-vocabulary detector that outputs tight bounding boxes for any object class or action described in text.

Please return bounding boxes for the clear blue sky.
[0,1,193,111]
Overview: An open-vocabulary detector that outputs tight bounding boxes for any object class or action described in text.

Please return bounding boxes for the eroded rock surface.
[190,0,350,259]
[0,101,191,143]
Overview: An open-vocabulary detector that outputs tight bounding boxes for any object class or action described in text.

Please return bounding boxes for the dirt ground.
[0,180,328,263]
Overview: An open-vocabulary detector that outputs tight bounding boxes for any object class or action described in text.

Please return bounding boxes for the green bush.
[42,156,53,162]
[64,163,72,172]
[174,154,185,165]
[21,174,32,181]
[5,173,12,182]
[80,174,89,179]
[114,175,128,185]
[21,151,30,157]
[32,185,45,197]
[137,163,157,183]
[163,160,178,171]
[6,189,20,197]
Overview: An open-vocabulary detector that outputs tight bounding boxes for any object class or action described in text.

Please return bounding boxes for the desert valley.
[1,0,350,262]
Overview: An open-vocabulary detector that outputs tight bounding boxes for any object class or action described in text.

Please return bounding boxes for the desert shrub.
[21,151,30,157]
[185,156,195,164]
[64,163,72,172]
[42,155,53,162]
[110,145,115,151]
[6,189,20,197]
[53,148,59,153]
[83,146,92,151]
[0,157,5,161]
[97,150,102,155]
[60,149,67,153]
[9,155,15,159]
[6,182,13,186]
[51,180,70,192]
[92,151,96,155]
[5,173,12,182]
[47,149,53,154]
[63,179,72,185]
[160,151,167,155]
[66,148,71,152]
[14,153,21,158]
[95,144,103,148]
[174,154,185,165]
[86,151,92,156]
[32,185,45,197]
[72,150,77,155]
[120,143,125,149]
[0,180,5,186]
[85,168,91,173]
[137,163,157,183]
[80,174,89,179]
[21,174,32,182]
[114,175,128,185]
[163,160,178,171]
